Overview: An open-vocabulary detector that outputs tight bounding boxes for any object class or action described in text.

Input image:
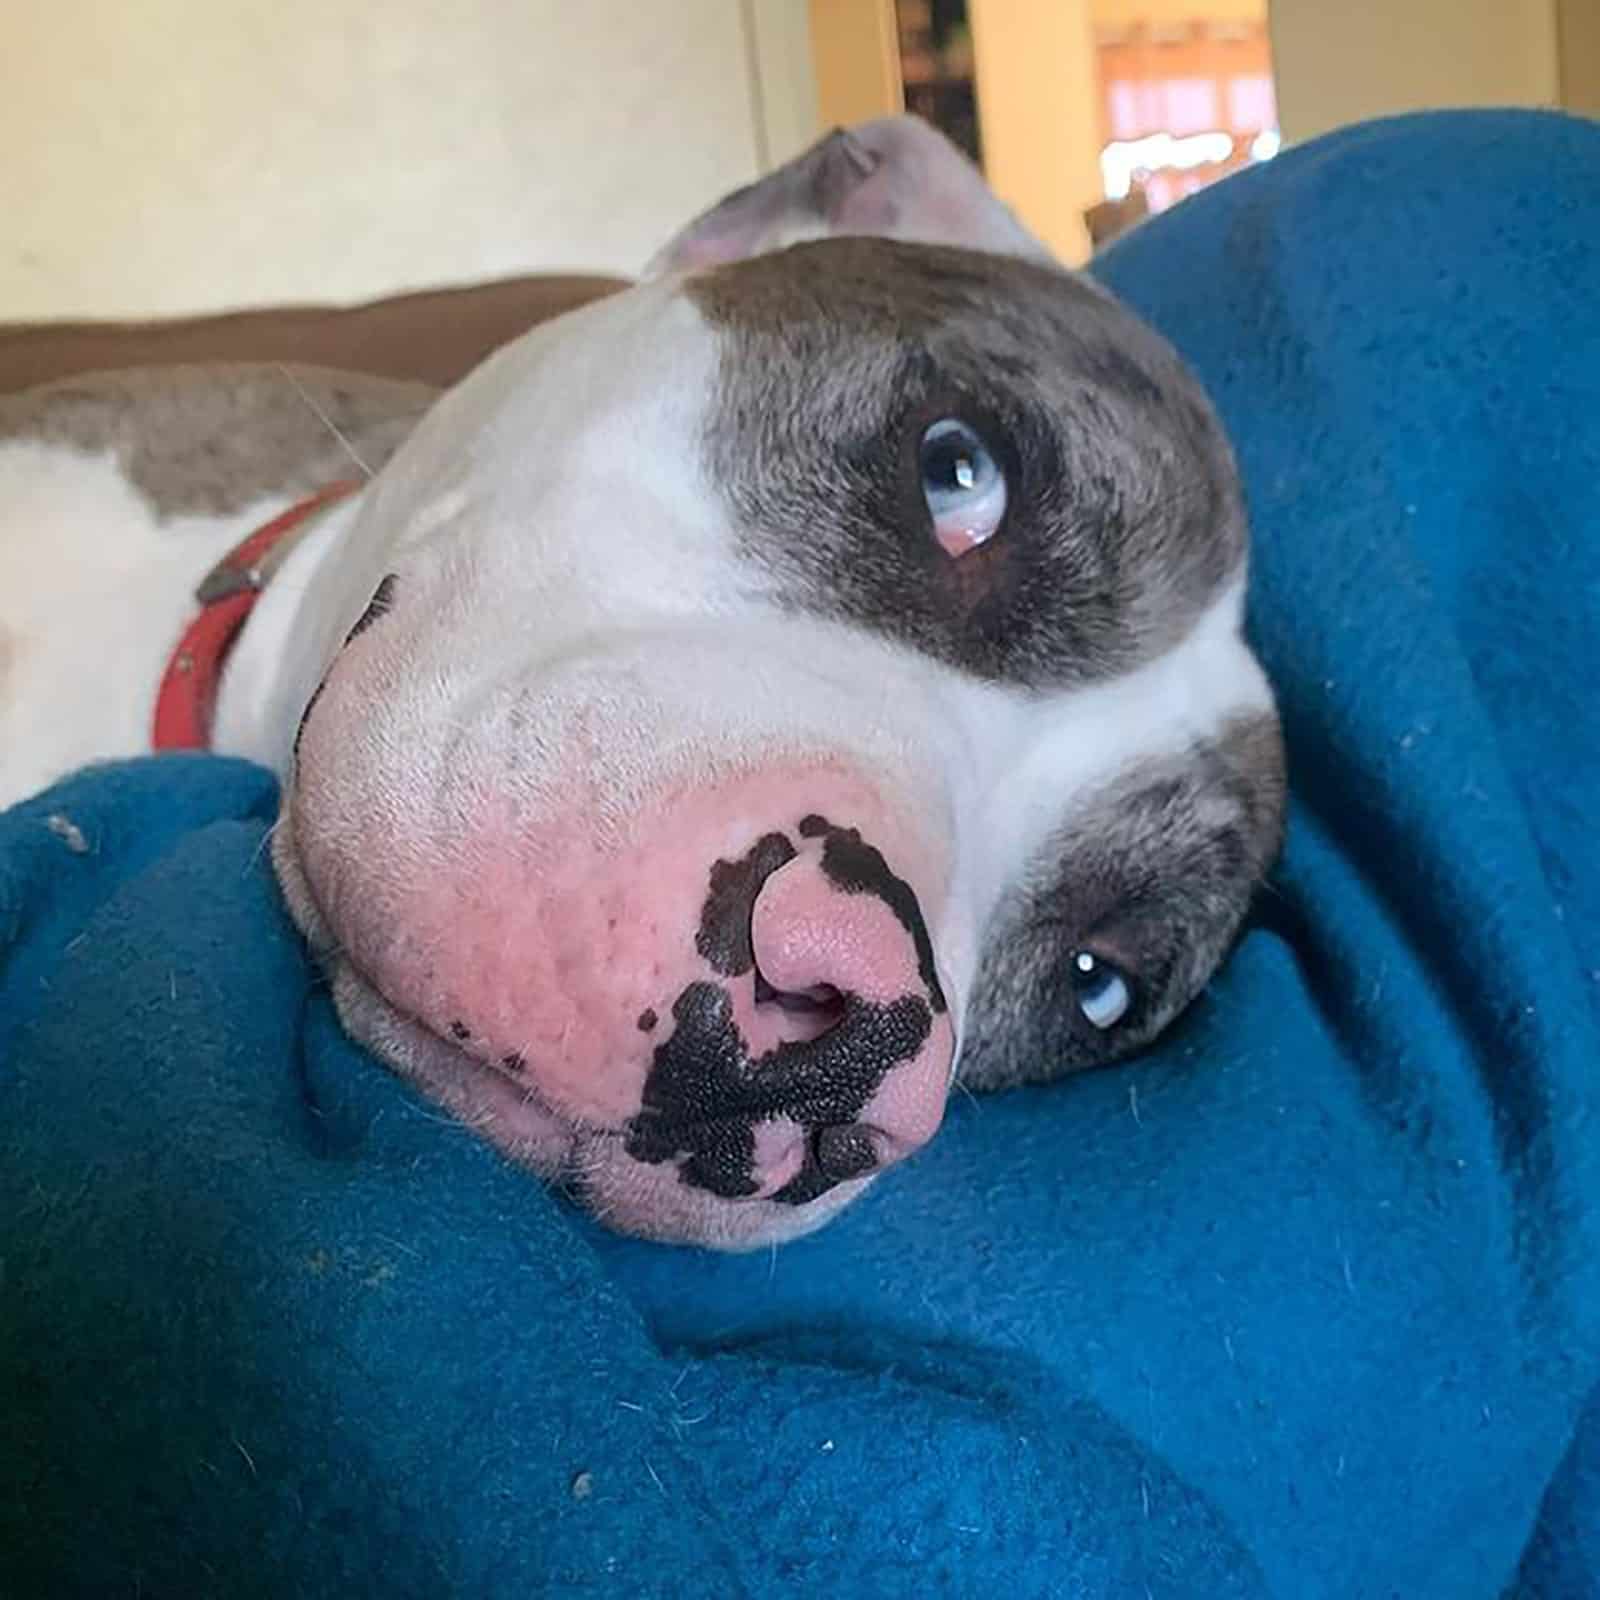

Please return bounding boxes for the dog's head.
[272,118,1284,1249]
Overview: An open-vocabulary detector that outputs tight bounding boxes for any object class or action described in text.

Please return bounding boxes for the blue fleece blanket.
[3,111,1597,1598]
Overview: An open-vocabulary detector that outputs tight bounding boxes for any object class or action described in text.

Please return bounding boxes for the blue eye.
[1071,950,1132,1030]
[919,418,1007,557]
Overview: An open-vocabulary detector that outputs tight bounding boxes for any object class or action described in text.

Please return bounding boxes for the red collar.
[152,480,362,751]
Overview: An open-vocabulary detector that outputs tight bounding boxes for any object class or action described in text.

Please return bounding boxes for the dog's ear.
[643,115,1054,277]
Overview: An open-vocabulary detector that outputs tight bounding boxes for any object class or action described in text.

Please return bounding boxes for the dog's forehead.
[378,242,1253,753]
[687,231,1146,361]
[438,277,717,455]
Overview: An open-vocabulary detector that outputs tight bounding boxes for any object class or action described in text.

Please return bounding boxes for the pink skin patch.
[291,746,955,1239]
[934,523,994,560]
[749,1117,809,1199]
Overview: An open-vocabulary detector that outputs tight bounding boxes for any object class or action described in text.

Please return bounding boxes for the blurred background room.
[3,0,1595,322]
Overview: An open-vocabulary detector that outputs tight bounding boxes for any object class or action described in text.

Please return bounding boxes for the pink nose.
[622,815,953,1204]
[292,734,954,1218]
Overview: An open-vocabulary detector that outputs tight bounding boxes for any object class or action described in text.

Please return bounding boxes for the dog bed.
[3,109,1597,1597]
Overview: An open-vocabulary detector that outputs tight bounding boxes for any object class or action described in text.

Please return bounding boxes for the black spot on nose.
[343,574,398,645]
[449,1020,472,1041]
[637,1009,658,1033]
[697,833,796,976]
[811,1124,877,1181]
[625,980,931,1203]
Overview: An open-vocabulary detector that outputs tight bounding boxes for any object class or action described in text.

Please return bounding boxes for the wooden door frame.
[807,0,905,127]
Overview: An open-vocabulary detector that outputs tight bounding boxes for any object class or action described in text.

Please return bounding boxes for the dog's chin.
[269,812,869,1251]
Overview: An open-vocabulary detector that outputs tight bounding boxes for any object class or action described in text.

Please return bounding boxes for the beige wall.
[2,0,819,322]
[750,0,826,166]
[1271,0,1560,145]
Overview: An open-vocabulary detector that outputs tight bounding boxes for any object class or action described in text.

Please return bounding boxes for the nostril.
[753,967,846,1043]
[752,970,842,1015]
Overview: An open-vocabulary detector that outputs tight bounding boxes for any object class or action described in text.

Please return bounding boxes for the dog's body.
[0,366,432,804]
[0,119,1284,1248]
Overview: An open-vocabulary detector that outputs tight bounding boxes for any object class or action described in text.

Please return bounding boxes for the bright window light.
[1100,131,1236,199]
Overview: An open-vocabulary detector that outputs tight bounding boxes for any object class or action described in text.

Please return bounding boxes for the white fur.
[0,441,343,808]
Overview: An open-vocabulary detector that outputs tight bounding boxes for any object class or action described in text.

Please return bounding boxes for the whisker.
[275,363,376,481]
[244,814,285,876]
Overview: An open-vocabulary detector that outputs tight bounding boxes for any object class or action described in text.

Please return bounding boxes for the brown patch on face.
[687,236,1246,689]
[958,709,1287,1090]
[0,364,436,519]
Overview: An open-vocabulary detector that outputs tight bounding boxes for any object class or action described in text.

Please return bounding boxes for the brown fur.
[959,711,1286,1089]
[0,364,436,518]
[688,237,1246,688]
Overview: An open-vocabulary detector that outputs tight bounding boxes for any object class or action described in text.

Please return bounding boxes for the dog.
[0,117,1285,1249]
